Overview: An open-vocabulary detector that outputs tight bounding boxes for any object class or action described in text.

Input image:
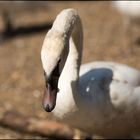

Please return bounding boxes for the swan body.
[41,9,140,138]
[112,1,140,20]
[112,1,140,54]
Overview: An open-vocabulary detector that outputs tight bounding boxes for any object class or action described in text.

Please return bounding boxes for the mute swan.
[41,8,140,138]
[112,1,140,54]
[112,1,140,20]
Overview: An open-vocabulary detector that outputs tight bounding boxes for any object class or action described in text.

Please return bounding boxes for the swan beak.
[42,83,57,112]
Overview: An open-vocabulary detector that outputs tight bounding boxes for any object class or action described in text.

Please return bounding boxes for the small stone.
[33,90,41,98]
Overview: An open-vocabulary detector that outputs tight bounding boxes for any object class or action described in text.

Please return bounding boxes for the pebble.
[33,90,41,98]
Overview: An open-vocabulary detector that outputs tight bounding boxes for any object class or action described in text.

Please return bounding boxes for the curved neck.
[50,9,83,118]
[52,9,83,82]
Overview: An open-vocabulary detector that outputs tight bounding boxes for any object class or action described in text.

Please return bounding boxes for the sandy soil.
[0,1,140,139]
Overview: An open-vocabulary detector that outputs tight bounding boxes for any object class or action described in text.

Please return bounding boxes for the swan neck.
[52,9,78,37]
[51,9,83,119]
[53,9,83,78]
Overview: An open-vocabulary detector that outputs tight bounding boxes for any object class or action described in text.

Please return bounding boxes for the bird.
[41,8,140,138]
[112,1,140,54]
[112,1,140,20]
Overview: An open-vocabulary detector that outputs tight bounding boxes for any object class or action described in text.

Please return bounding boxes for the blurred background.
[0,1,140,139]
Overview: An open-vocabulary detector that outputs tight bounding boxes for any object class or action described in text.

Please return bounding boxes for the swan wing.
[79,61,140,108]
[80,61,140,87]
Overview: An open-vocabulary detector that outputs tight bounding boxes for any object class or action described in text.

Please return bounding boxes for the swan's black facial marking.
[44,59,60,91]
[42,60,61,112]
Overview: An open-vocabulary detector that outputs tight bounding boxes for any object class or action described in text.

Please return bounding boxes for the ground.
[0,1,140,139]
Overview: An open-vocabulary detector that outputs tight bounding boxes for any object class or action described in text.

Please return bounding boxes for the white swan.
[112,1,140,20]
[112,1,140,54]
[41,9,140,138]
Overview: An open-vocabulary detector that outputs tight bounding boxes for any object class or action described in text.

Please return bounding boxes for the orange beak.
[42,83,57,112]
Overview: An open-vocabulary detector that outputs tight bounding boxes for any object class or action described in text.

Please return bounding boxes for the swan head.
[41,30,65,112]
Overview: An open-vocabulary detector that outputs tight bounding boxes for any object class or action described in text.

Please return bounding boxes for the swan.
[112,1,140,20]
[112,1,140,54]
[41,8,140,138]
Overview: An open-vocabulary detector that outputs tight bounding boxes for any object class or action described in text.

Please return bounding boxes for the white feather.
[41,8,140,138]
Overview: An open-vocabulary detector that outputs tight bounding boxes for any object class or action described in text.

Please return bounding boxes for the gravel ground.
[0,1,140,139]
